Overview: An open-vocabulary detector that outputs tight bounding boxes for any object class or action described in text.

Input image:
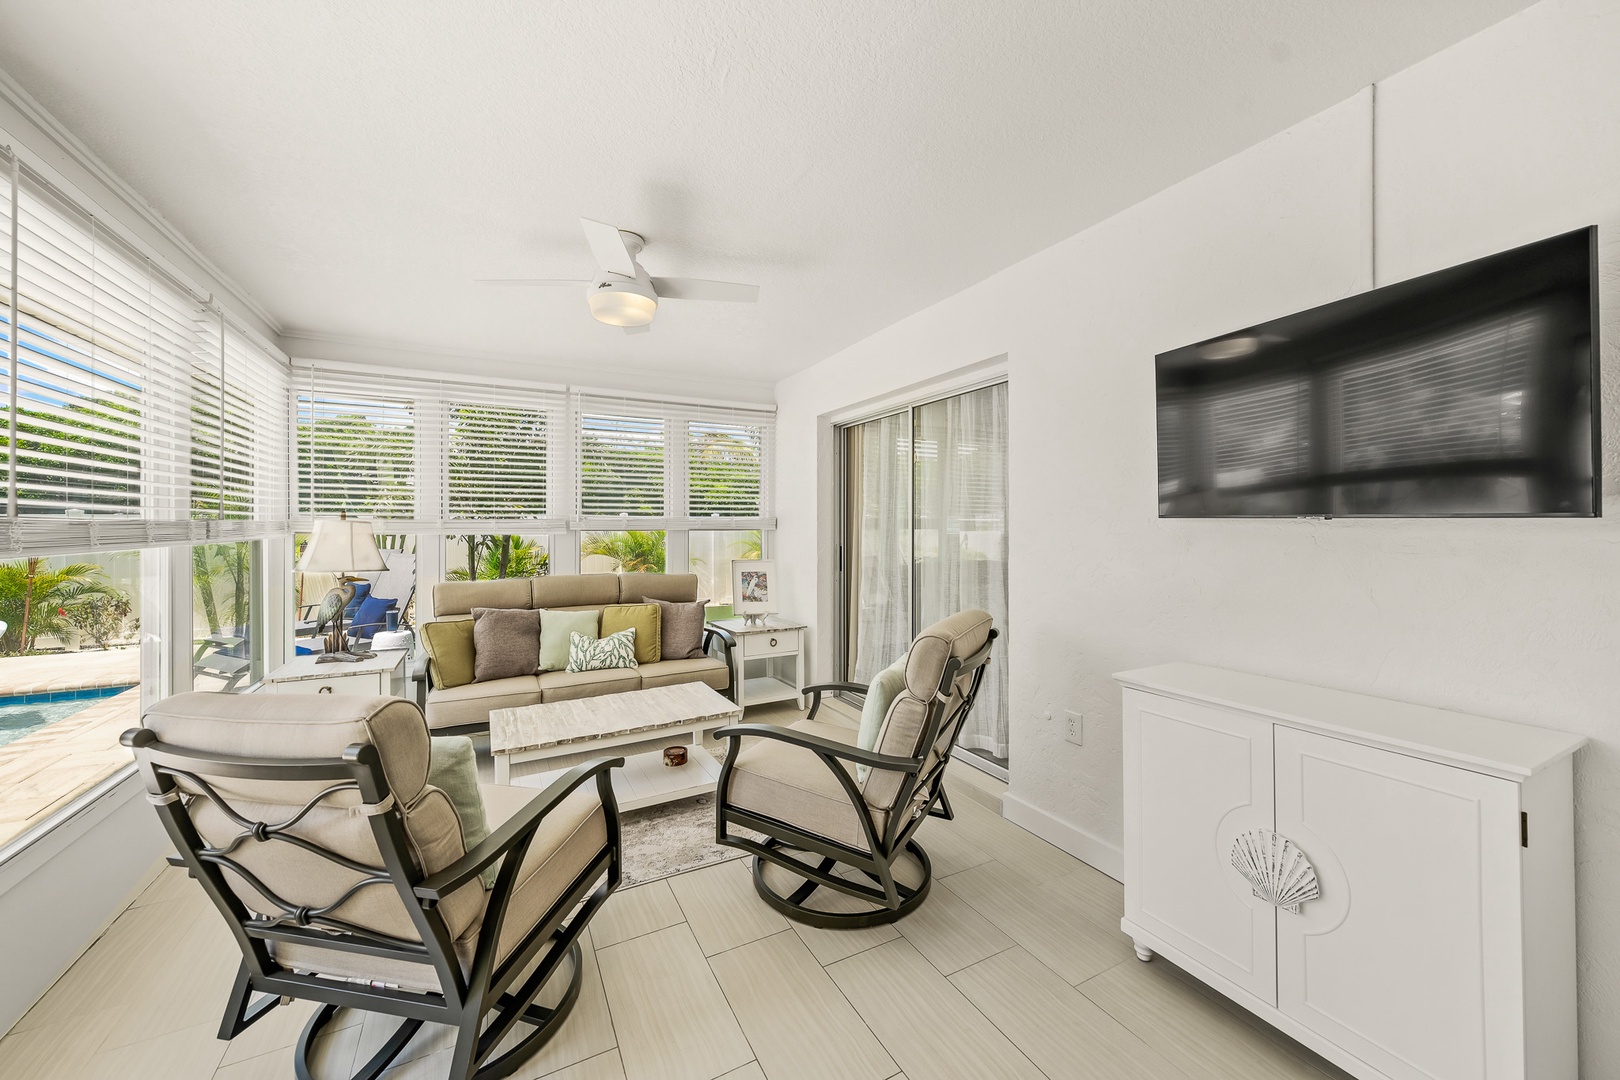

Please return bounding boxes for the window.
[690,529,760,618]
[294,533,417,653]
[0,547,143,847]
[447,534,549,580]
[579,408,665,518]
[296,383,415,519]
[448,404,548,520]
[192,541,262,691]
[581,530,665,574]
[688,419,765,517]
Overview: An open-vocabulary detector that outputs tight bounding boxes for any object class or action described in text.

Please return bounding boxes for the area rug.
[617,793,763,887]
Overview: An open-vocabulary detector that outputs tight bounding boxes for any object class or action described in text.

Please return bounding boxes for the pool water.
[0,686,137,747]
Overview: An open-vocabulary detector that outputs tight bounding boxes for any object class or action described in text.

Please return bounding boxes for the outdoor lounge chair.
[714,609,996,927]
[125,692,622,1080]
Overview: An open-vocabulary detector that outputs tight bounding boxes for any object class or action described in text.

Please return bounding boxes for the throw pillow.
[427,736,497,888]
[472,607,541,683]
[856,655,910,782]
[602,603,661,664]
[537,609,599,672]
[653,598,708,660]
[350,594,397,638]
[342,580,372,620]
[567,627,638,672]
[420,619,475,689]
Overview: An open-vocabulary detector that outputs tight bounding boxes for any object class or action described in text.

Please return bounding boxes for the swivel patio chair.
[714,609,996,927]
[124,692,622,1080]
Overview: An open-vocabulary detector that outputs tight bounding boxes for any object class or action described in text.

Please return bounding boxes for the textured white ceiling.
[0,0,1532,394]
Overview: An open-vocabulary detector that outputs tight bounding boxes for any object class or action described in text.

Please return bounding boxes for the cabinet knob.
[1231,830,1320,913]
[769,637,778,648]
[318,685,334,695]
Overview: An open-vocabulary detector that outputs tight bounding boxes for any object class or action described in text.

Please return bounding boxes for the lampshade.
[298,514,388,573]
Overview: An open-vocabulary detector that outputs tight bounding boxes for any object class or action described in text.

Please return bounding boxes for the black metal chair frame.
[123,726,623,1080]
[713,628,997,928]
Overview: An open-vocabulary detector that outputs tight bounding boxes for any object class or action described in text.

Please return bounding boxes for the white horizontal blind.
[446,397,552,523]
[296,371,416,521]
[1209,377,1310,489]
[577,399,667,521]
[0,151,290,555]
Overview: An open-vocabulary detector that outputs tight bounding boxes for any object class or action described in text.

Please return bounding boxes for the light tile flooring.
[0,791,1355,1080]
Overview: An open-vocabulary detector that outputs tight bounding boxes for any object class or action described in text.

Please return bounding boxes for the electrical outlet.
[1065,710,1084,746]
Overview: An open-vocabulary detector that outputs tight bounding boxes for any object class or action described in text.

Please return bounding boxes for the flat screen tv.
[1155,227,1599,517]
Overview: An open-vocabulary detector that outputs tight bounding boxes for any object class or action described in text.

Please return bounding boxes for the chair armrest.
[414,756,623,904]
[711,722,918,774]
[801,681,868,720]
[703,624,736,648]
[703,625,738,702]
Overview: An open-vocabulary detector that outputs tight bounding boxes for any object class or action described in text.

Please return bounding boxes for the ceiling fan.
[477,218,760,334]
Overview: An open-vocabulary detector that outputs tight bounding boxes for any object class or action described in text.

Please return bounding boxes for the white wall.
[772,0,1620,1071]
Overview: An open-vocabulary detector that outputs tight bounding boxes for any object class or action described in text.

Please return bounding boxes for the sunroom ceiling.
[0,0,1533,394]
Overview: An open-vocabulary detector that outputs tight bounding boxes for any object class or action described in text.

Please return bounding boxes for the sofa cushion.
[602,603,660,664]
[425,675,541,732]
[538,609,599,672]
[434,577,533,617]
[538,667,642,702]
[637,657,730,692]
[472,607,541,682]
[725,718,884,853]
[421,619,476,689]
[532,573,619,610]
[616,573,699,604]
[653,598,708,660]
[568,628,638,672]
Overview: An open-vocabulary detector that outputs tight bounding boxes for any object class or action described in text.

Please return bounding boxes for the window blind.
[296,373,416,521]
[447,401,549,521]
[577,399,667,521]
[687,416,765,518]
[0,149,290,555]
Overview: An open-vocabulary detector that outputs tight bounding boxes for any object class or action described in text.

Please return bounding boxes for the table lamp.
[298,511,389,663]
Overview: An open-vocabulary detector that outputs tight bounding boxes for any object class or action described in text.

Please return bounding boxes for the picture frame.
[731,559,777,622]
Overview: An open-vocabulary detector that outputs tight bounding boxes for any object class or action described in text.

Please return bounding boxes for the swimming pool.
[0,685,137,747]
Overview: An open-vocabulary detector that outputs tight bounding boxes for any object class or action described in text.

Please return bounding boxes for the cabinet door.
[1274,727,1524,1080]
[1123,691,1276,1002]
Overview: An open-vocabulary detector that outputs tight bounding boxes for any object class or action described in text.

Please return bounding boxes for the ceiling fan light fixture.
[588,275,658,326]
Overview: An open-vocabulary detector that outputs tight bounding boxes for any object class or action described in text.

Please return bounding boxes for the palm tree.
[446,535,550,581]
[581,531,665,573]
[0,559,126,655]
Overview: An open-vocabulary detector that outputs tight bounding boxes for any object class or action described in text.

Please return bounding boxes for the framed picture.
[731,559,778,619]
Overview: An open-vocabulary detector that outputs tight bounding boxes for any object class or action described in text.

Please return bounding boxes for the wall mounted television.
[1155,227,1599,518]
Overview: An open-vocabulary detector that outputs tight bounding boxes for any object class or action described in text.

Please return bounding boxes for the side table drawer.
[741,629,799,658]
[267,672,386,696]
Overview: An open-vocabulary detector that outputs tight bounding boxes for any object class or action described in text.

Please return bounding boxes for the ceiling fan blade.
[650,277,759,303]
[622,323,652,335]
[580,218,638,277]
[475,278,589,287]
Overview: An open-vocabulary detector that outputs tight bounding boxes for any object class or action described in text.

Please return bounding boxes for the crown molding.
[281,328,778,405]
[0,65,282,336]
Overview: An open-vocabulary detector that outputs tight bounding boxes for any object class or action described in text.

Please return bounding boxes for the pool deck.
[0,650,143,849]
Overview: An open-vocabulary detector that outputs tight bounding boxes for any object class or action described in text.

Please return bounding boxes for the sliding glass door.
[841,382,1009,775]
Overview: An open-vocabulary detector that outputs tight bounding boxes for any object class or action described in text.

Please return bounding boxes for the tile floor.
[0,786,1355,1080]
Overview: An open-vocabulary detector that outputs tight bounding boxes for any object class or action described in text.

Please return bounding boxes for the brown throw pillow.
[654,598,709,660]
[471,607,541,683]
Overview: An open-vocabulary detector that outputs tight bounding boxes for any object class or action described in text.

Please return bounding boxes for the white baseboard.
[1000,793,1123,882]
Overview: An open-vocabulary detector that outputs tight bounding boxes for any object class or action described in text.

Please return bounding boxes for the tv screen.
[1156,228,1599,518]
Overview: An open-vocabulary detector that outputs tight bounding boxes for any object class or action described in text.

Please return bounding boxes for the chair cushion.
[602,603,661,664]
[637,656,730,692]
[538,609,599,672]
[653,599,708,660]
[429,737,495,887]
[343,581,372,620]
[568,628,637,673]
[275,781,608,994]
[425,676,541,731]
[472,607,542,682]
[351,594,396,637]
[856,656,908,782]
[421,619,476,689]
[538,667,643,702]
[725,719,885,854]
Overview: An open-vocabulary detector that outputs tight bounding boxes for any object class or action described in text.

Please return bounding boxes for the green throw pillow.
[421,619,475,689]
[427,736,497,888]
[538,609,599,672]
[856,656,909,782]
[568,627,638,672]
[602,603,661,664]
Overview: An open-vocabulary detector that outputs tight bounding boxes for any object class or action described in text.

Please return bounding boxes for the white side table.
[708,616,807,710]
[261,650,407,698]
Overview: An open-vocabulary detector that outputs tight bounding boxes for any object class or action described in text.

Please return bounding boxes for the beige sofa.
[422,573,733,734]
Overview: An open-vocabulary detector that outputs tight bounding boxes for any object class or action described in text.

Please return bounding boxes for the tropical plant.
[581,530,666,573]
[193,543,252,634]
[64,591,135,649]
[0,558,129,655]
[446,535,550,581]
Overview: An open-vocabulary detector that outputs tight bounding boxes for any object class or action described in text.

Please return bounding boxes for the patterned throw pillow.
[567,627,638,672]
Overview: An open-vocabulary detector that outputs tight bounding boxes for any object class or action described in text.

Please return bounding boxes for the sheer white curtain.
[914,384,1008,758]
[848,411,913,685]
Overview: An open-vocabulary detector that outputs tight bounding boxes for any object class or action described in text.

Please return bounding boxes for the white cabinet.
[1117,663,1584,1080]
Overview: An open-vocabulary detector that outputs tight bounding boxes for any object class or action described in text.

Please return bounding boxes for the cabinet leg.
[1133,941,1154,963]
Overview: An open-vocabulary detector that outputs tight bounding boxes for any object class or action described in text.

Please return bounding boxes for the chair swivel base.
[749,838,933,929]
[291,942,585,1080]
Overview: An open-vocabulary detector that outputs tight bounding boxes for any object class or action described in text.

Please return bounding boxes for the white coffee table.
[488,682,743,811]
